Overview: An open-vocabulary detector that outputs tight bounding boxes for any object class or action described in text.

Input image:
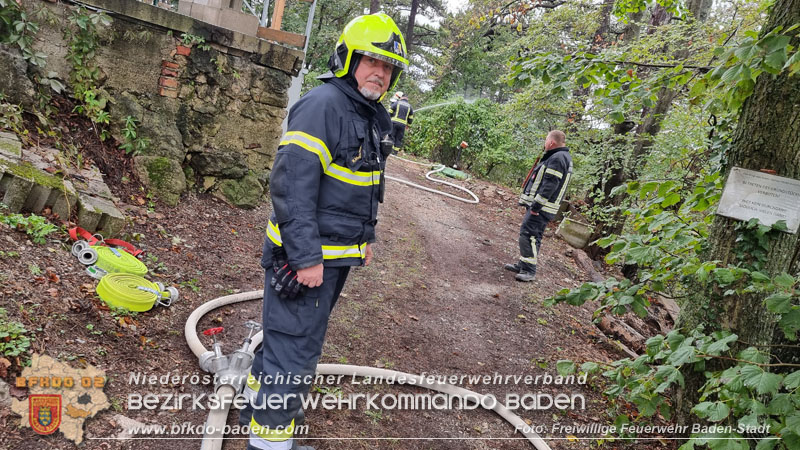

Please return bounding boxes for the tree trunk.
[675,0,800,424]
[369,0,380,14]
[587,0,712,258]
[406,0,419,52]
[584,121,636,259]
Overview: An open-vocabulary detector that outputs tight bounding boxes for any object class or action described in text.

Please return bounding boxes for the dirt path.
[0,156,666,450]
[298,157,626,450]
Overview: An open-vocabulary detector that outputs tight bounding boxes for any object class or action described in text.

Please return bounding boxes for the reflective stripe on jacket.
[523,147,572,216]
[389,98,413,125]
[265,76,392,269]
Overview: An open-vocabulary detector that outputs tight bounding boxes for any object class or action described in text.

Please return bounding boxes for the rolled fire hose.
[386,154,479,204]
[97,273,177,311]
[186,290,551,450]
[94,246,148,275]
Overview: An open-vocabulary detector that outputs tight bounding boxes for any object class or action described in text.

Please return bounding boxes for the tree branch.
[695,353,800,368]
[606,60,712,71]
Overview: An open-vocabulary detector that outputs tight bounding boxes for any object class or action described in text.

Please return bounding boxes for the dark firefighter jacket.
[389,98,413,126]
[262,76,393,270]
[520,147,572,218]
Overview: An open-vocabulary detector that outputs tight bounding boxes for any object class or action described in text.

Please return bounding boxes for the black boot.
[516,264,537,281]
[503,263,521,273]
[289,409,315,450]
[515,272,535,282]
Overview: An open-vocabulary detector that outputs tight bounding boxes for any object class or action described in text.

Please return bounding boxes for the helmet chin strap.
[342,52,362,89]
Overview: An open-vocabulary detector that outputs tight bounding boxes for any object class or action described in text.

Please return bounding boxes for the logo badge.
[29,394,61,435]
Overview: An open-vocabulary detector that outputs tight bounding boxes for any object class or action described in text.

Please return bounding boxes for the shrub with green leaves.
[557,325,800,449]
[547,168,800,448]
[63,7,112,138]
[0,209,59,244]
[404,98,534,186]
[119,115,149,155]
[0,307,31,358]
[0,0,46,67]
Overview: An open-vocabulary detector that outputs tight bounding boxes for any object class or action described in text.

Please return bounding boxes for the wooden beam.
[257,26,306,48]
[270,0,286,30]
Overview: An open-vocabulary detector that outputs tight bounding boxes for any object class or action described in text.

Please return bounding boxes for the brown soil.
[0,146,676,449]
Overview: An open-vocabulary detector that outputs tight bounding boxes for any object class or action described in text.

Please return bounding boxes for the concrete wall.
[0,0,304,208]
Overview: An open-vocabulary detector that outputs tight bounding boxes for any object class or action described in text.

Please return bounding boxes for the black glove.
[272,246,289,271]
[269,247,307,300]
[380,134,393,159]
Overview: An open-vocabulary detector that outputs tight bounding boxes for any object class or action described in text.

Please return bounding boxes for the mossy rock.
[133,156,186,206]
[217,173,263,209]
[0,132,22,158]
[0,159,65,191]
[189,146,248,178]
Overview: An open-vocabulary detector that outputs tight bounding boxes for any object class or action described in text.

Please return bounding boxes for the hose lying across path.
[386,154,479,204]
[186,290,552,450]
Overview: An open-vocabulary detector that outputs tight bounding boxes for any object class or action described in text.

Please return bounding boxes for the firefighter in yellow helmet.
[240,13,408,450]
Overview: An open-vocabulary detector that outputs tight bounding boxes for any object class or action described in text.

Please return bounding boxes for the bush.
[0,208,59,244]
[405,98,535,186]
[0,307,31,358]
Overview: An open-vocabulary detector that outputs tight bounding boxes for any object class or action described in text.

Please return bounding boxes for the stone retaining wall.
[0,0,303,208]
[0,132,125,236]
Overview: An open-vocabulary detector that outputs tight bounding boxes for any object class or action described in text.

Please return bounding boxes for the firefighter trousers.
[518,211,550,273]
[391,121,406,151]
[241,266,350,449]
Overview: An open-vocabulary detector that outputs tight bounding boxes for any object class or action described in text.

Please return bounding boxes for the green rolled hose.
[96,273,161,312]
[93,246,148,276]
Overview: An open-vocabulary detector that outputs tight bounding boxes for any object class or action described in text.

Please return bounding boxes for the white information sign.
[716,167,800,234]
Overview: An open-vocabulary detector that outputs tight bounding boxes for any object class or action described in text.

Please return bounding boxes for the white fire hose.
[185,290,552,450]
[386,154,479,204]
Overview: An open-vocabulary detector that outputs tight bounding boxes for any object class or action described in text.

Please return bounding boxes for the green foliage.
[510,20,800,123]
[612,0,687,23]
[109,306,138,320]
[180,32,210,51]
[545,165,800,447]
[0,307,32,358]
[64,6,112,137]
[572,327,800,449]
[179,278,201,293]
[700,24,800,113]
[0,208,59,244]
[122,29,153,43]
[0,96,28,139]
[0,0,46,66]
[119,115,149,155]
[404,98,533,185]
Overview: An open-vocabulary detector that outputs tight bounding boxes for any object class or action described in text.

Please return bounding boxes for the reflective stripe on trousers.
[243,266,351,449]
[518,211,550,273]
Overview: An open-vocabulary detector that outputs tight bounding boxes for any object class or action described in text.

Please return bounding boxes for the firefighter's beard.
[359,77,385,101]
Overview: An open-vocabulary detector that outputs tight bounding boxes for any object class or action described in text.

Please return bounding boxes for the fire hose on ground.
[185,290,552,450]
[386,154,479,204]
